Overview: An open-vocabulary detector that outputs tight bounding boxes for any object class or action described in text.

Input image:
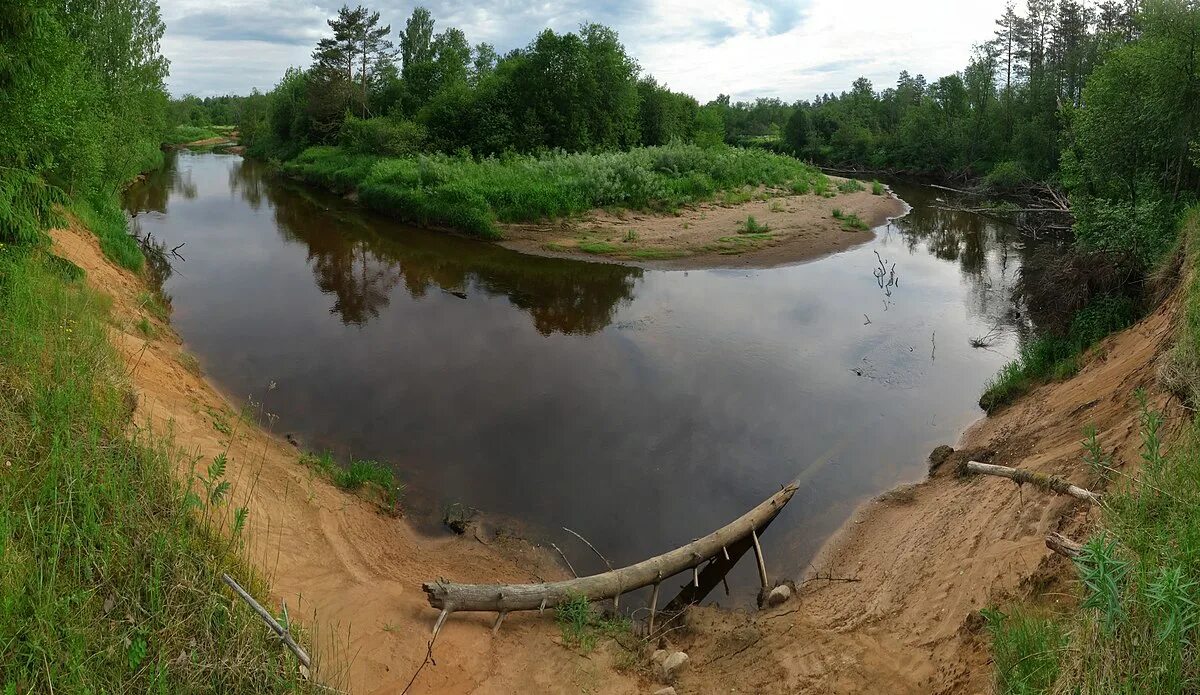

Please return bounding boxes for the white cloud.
[159,0,1008,100]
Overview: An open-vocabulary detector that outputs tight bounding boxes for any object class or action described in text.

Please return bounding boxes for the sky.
[159,0,1009,103]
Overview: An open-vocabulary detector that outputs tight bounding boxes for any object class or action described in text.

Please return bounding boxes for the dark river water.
[125,150,1031,601]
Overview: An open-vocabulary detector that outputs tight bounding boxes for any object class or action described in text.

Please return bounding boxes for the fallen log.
[965,461,1100,504]
[1046,532,1084,559]
[422,483,798,633]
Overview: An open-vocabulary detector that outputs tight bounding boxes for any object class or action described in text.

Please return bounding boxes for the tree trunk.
[423,483,798,615]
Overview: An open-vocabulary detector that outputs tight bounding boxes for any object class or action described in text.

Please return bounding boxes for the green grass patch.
[840,213,869,231]
[283,143,823,239]
[69,194,144,272]
[630,249,687,260]
[164,124,222,145]
[554,594,632,652]
[0,246,310,691]
[739,215,770,234]
[578,240,619,255]
[980,295,1137,412]
[837,178,865,193]
[984,607,1066,694]
[871,180,885,195]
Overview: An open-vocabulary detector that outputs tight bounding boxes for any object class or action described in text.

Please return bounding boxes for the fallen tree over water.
[422,482,798,637]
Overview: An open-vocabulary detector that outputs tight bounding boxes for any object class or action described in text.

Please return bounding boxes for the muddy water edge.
[124,150,1048,604]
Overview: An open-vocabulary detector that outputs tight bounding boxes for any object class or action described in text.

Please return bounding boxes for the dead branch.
[965,461,1100,504]
[221,573,311,668]
[562,526,614,573]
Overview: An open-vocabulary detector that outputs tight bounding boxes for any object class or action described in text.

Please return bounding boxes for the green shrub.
[740,215,769,234]
[338,116,428,157]
[985,160,1030,191]
[871,180,885,195]
[837,178,865,193]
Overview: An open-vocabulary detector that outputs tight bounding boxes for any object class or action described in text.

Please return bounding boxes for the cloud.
[157,0,1007,101]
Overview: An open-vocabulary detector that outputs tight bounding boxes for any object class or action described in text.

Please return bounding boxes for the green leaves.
[1076,534,1129,633]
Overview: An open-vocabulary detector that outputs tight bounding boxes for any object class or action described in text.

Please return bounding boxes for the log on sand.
[422,483,798,629]
[965,461,1100,504]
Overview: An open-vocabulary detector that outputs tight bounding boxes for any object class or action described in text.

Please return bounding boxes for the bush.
[338,116,427,157]
[284,143,822,237]
[984,160,1030,191]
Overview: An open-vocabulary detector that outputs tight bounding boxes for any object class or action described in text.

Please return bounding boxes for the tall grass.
[283,143,825,238]
[0,247,311,691]
[164,125,223,145]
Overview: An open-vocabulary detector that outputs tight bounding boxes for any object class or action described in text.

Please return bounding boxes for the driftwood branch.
[1046,532,1084,559]
[222,573,311,668]
[422,484,798,631]
[965,461,1100,504]
[562,527,614,572]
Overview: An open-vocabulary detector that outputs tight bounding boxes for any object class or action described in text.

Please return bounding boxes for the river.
[125,150,1032,602]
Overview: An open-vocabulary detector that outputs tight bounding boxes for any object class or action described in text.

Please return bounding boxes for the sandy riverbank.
[500,182,907,269]
[50,220,642,694]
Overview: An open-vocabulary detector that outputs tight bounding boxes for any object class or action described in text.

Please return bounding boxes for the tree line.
[235,5,720,160]
[1,0,169,245]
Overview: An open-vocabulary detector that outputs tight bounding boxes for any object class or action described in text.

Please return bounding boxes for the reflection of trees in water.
[123,150,197,214]
[891,187,1038,336]
[226,158,641,333]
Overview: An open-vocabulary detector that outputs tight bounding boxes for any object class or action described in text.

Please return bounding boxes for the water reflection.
[122,152,1042,604]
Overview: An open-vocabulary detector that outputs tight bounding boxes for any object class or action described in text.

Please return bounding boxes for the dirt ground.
[51,221,643,695]
[668,286,1184,694]
[52,211,1186,694]
[501,184,907,269]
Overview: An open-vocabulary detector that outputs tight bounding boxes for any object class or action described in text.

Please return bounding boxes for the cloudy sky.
[160,0,1008,102]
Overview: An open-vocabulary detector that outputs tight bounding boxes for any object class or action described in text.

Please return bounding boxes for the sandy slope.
[50,221,641,695]
[669,287,1184,694]
[501,186,906,269]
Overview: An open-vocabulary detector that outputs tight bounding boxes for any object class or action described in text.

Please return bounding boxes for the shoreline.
[498,183,908,270]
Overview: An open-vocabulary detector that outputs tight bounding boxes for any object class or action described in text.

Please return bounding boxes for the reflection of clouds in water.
[127,154,1038,605]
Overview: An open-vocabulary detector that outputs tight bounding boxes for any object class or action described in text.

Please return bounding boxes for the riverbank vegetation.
[283,143,825,237]
[0,2,315,690]
[989,211,1200,695]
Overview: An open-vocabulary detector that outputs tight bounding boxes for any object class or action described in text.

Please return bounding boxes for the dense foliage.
[240,6,713,159]
[0,0,169,253]
[283,143,823,237]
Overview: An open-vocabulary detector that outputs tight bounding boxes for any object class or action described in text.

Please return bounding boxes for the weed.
[980,295,1138,412]
[136,316,158,339]
[769,200,785,213]
[840,213,869,231]
[1081,424,1113,484]
[739,215,770,234]
[177,351,202,375]
[205,406,233,435]
[285,143,823,238]
[138,290,170,321]
[984,607,1065,694]
[300,450,338,478]
[871,180,885,195]
[832,208,844,219]
[554,594,631,652]
[623,229,638,243]
[837,178,865,193]
[334,459,404,512]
